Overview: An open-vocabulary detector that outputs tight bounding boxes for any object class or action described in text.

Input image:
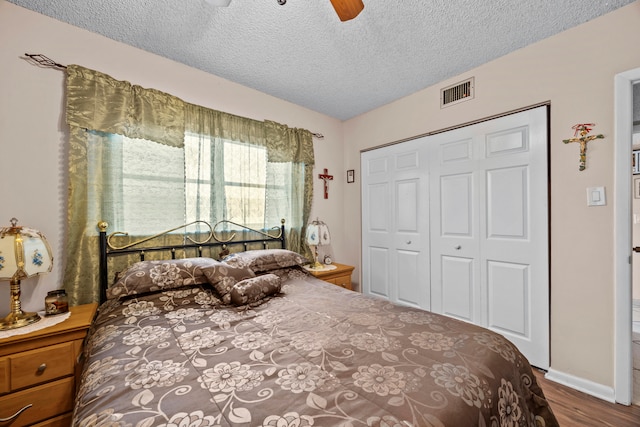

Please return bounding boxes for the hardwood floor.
[533,369,640,426]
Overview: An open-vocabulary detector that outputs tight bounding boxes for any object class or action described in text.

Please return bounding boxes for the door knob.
[634,247,640,253]
[454,245,461,250]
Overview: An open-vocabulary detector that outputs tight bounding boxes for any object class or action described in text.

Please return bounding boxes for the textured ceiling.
[7,0,636,120]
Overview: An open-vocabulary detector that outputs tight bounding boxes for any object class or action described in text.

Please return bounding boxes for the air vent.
[441,77,474,108]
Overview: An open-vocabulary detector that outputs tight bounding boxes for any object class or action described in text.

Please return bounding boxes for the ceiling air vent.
[441,77,474,108]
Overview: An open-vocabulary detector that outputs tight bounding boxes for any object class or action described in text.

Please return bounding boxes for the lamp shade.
[305,219,331,269]
[0,218,53,330]
[306,220,330,246]
[0,220,53,281]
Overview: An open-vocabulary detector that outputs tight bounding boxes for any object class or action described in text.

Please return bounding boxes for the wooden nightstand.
[306,262,355,290]
[0,302,98,426]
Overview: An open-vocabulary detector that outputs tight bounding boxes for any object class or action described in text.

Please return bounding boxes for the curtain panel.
[64,65,314,305]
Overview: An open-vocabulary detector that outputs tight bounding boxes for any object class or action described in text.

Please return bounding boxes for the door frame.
[614,67,640,405]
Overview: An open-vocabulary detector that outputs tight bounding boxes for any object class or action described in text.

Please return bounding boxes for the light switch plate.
[587,186,606,206]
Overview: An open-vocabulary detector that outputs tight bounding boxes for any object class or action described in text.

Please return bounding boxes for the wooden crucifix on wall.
[562,123,605,171]
[318,168,333,199]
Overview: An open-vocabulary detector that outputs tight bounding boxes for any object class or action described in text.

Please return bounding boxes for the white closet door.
[361,107,548,369]
[429,135,482,324]
[429,107,549,369]
[361,140,430,309]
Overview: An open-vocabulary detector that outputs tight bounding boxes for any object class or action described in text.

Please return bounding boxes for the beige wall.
[342,2,640,389]
[0,2,345,315]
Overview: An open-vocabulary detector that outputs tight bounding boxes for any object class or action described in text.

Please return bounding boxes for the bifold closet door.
[429,107,549,369]
[361,139,430,310]
[361,106,549,369]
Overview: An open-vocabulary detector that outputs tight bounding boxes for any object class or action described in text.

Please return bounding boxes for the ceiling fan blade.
[330,0,364,21]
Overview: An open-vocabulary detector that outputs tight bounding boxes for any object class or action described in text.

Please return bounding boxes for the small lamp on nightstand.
[305,219,331,269]
[0,218,53,330]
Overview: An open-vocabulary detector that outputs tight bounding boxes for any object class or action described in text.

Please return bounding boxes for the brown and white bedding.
[74,251,558,427]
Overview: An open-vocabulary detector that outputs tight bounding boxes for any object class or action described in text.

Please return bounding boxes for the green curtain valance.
[184,104,266,147]
[265,120,314,165]
[66,64,315,165]
[66,65,186,147]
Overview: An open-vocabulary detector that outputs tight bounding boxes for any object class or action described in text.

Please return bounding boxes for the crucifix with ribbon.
[562,123,605,171]
[318,168,333,199]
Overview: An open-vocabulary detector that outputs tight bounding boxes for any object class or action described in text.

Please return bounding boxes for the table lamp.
[0,218,53,330]
[305,219,331,269]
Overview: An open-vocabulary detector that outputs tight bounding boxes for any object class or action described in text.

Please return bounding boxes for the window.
[185,135,271,231]
[90,133,288,236]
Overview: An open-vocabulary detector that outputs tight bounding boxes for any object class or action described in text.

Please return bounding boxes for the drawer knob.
[36,363,47,374]
[0,403,33,422]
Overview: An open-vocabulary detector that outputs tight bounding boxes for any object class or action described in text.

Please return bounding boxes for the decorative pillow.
[222,249,308,273]
[107,258,219,300]
[201,263,255,304]
[230,274,282,306]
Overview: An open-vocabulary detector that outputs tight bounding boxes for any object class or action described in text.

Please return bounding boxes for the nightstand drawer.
[31,413,73,427]
[9,342,75,391]
[0,376,74,426]
[0,358,8,394]
[331,275,352,290]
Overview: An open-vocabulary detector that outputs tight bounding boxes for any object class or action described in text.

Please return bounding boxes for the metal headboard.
[98,219,286,303]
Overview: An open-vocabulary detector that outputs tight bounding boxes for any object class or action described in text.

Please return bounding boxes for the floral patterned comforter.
[74,269,558,427]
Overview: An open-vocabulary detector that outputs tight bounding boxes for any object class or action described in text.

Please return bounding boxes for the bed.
[73,220,559,427]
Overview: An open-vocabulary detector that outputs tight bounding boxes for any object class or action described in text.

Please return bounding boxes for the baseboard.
[545,368,616,403]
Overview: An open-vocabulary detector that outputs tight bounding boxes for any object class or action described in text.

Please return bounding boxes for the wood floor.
[533,369,640,426]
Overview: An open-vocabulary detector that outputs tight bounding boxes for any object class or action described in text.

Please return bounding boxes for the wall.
[342,1,640,394]
[0,2,345,315]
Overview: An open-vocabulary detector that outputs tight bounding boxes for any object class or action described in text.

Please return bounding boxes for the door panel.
[487,261,529,337]
[396,250,422,306]
[430,107,548,368]
[430,152,481,318]
[486,166,528,239]
[362,139,430,309]
[440,174,474,237]
[368,247,389,298]
[441,138,473,163]
[441,255,474,321]
[485,126,529,156]
[397,180,418,232]
[368,183,389,231]
[363,157,392,300]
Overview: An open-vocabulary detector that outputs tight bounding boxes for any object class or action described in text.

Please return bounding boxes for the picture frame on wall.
[635,178,640,199]
[347,169,355,183]
[633,150,640,175]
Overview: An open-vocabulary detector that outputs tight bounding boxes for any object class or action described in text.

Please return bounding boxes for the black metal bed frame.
[98,219,286,303]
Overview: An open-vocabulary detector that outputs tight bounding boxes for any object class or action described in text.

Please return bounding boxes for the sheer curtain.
[64,65,314,305]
